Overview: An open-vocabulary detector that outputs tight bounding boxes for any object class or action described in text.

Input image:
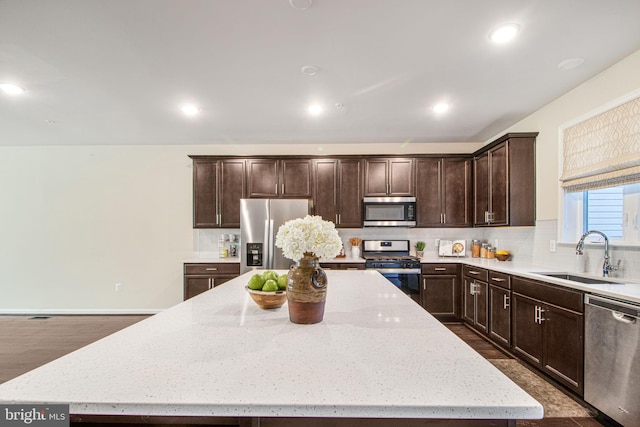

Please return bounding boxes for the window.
[563,183,640,244]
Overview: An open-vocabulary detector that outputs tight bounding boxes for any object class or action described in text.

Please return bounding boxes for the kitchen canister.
[471,240,481,258]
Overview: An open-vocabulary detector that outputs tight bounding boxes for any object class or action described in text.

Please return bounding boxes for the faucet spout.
[575,230,616,277]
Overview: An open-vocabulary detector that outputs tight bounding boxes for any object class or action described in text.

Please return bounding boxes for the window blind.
[560,95,640,192]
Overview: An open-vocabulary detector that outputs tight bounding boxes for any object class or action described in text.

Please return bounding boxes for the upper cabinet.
[364,158,414,196]
[247,159,312,198]
[473,133,537,227]
[415,157,472,227]
[313,158,362,228]
[191,158,246,228]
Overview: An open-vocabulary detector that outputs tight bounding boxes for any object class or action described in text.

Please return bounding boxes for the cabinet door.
[442,158,472,227]
[184,276,212,300]
[489,144,508,225]
[364,159,389,196]
[543,305,584,393]
[337,159,362,227]
[388,158,414,196]
[511,293,543,367]
[475,280,489,333]
[421,275,460,321]
[415,158,442,226]
[463,277,475,325]
[281,159,312,198]
[193,159,218,228]
[212,275,236,287]
[247,159,278,198]
[313,159,338,223]
[474,153,489,225]
[219,160,245,228]
[489,285,511,348]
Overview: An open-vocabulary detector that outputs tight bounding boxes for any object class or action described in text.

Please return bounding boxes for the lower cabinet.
[462,266,488,333]
[511,276,584,395]
[488,270,511,349]
[319,262,365,270]
[420,263,461,321]
[183,263,240,300]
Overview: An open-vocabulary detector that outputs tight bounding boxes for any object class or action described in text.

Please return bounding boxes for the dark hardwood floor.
[0,316,616,427]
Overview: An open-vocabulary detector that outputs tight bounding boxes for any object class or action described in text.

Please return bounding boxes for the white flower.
[275,215,342,262]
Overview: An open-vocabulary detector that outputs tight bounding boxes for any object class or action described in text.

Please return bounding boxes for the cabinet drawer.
[463,265,488,281]
[512,276,583,313]
[488,270,511,289]
[184,263,240,275]
[421,263,459,275]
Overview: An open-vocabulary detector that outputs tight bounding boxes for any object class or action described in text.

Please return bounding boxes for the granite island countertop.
[0,270,542,424]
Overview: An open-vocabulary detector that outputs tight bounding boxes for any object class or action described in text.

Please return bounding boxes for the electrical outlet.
[115,283,122,292]
[549,240,557,253]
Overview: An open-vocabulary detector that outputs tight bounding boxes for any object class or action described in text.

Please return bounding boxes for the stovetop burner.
[363,255,420,262]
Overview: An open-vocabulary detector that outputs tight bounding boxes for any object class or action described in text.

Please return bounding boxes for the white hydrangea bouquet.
[275,215,342,262]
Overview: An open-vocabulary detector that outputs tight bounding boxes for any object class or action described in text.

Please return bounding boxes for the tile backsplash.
[196,220,639,281]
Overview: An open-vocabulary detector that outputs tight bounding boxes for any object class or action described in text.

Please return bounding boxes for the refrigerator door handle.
[263,219,271,269]
[267,219,275,269]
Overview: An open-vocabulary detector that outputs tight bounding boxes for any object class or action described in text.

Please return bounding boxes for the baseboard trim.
[0,308,163,315]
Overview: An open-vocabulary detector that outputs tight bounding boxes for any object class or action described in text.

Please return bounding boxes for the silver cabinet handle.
[492,277,506,282]
[337,213,341,224]
[275,184,278,194]
[468,270,481,275]
[434,268,446,271]
[503,294,510,310]
[538,307,545,323]
[470,282,476,295]
[208,278,213,289]
[335,214,339,224]
[205,268,218,271]
[423,278,426,291]
[281,184,284,194]
[442,213,446,224]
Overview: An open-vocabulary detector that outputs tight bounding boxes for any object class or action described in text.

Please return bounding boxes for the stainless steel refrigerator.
[240,199,310,274]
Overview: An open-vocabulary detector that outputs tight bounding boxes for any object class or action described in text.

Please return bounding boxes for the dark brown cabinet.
[488,270,511,349]
[420,263,461,321]
[319,262,365,270]
[474,133,537,226]
[183,263,240,300]
[191,158,246,228]
[313,159,362,227]
[364,158,414,196]
[511,276,584,395]
[247,159,312,198]
[463,266,489,333]
[415,157,472,227]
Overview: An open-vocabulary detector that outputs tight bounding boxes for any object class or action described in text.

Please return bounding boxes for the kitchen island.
[0,270,543,426]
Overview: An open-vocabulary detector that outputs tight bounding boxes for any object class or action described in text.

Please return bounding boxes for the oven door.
[376,269,421,303]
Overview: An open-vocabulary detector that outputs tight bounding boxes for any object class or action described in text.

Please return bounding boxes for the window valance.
[560,95,640,192]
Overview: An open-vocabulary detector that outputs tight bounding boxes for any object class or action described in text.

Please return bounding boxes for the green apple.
[277,274,288,290]
[262,270,278,281]
[247,274,266,290]
[262,279,279,292]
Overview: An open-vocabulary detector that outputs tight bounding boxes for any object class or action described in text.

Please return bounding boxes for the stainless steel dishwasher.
[585,294,640,427]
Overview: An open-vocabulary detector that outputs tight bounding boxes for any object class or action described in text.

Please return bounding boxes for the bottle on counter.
[471,240,481,258]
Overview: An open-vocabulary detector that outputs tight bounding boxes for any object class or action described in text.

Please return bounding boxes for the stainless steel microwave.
[362,197,416,227]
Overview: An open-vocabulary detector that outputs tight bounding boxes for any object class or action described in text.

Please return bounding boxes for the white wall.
[2,48,639,313]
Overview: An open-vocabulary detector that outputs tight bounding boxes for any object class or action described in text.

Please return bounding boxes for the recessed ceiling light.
[301,65,319,76]
[557,58,585,70]
[0,83,25,95]
[289,0,312,10]
[489,23,520,44]
[307,104,324,116]
[432,103,450,114]
[181,104,200,116]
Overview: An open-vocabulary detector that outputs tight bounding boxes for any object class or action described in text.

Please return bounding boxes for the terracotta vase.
[287,252,328,324]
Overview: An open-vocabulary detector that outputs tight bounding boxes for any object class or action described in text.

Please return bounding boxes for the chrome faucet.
[575,230,618,277]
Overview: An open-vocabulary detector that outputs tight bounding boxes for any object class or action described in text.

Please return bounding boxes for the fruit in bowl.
[495,250,511,261]
[246,271,288,309]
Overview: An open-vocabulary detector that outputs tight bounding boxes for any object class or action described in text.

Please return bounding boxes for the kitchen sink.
[533,272,623,285]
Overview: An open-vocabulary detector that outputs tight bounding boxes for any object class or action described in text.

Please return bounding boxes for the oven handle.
[368,268,421,275]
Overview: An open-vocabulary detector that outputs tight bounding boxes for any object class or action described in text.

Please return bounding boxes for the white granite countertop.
[420,256,640,304]
[0,270,542,421]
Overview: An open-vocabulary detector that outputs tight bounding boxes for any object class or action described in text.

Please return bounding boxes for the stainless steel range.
[363,240,421,302]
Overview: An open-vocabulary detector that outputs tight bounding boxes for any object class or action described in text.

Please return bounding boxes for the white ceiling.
[1,0,640,147]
